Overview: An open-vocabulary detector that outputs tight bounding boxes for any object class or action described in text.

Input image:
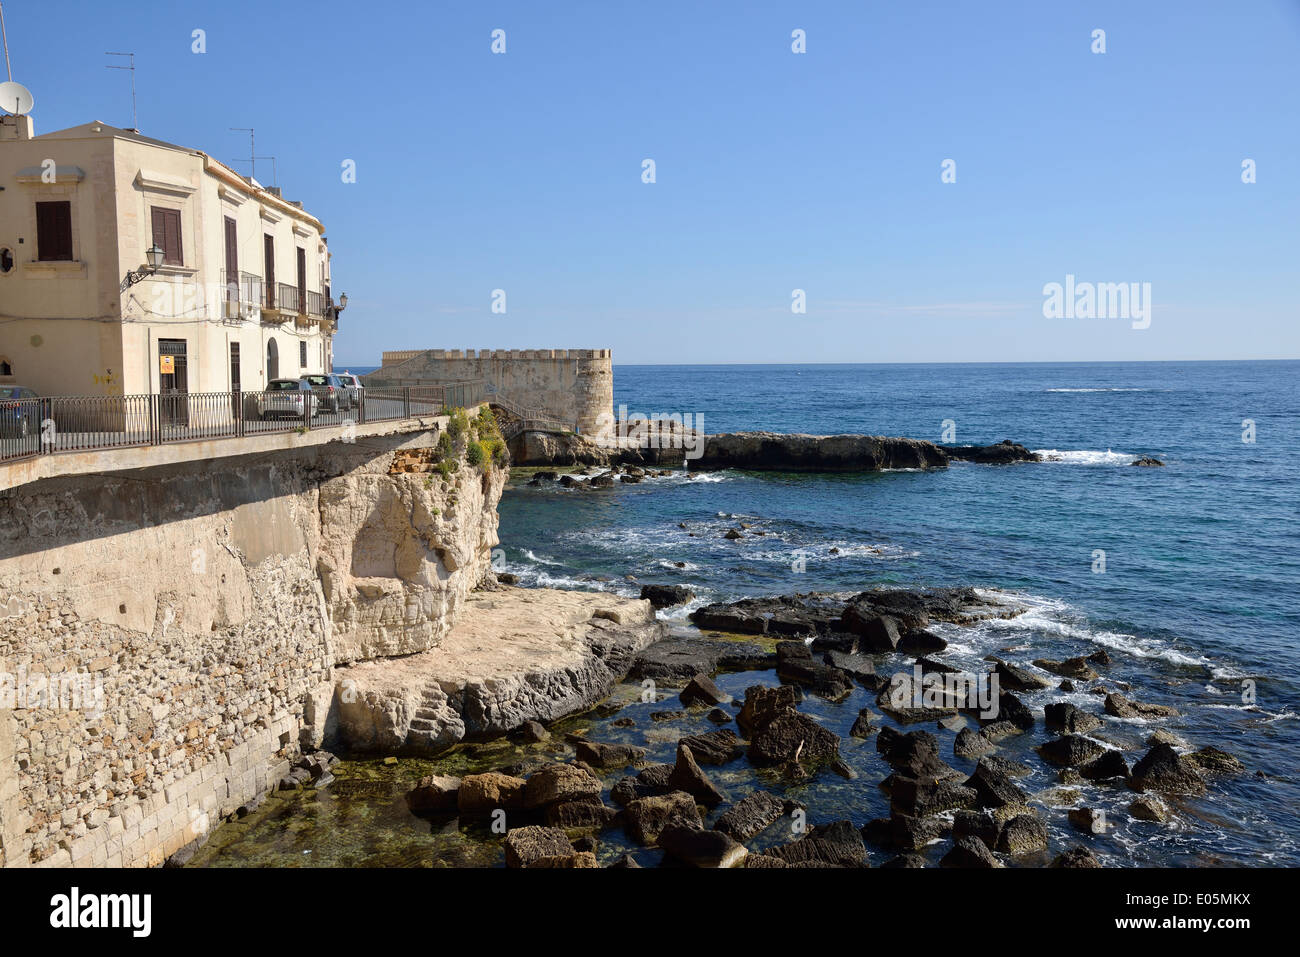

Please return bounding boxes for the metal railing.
[0,382,489,466]
[277,283,301,314]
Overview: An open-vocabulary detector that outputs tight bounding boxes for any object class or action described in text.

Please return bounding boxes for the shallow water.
[195,361,1300,867]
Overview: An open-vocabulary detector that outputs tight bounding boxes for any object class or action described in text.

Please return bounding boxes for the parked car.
[302,373,347,413]
[335,372,363,410]
[0,386,41,438]
[257,379,318,419]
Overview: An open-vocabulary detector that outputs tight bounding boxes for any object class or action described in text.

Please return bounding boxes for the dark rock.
[519,720,550,743]
[1129,796,1170,823]
[1037,734,1107,768]
[981,755,1033,778]
[979,720,1025,743]
[640,584,695,609]
[881,853,928,868]
[736,684,802,735]
[993,660,1053,692]
[899,629,948,654]
[868,813,950,852]
[850,708,878,738]
[1044,702,1103,734]
[997,813,1049,856]
[574,740,647,769]
[650,710,687,722]
[679,673,729,707]
[1068,807,1109,835]
[1105,692,1179,719]
[678,729,744,765]
[1051,846,1102,868]
[749,709,841,767]
[846,612,902,652]
[767,820,867,868]
[954,727,994,758]
[940,836,1002,867]
[1188,746,1245,775]
[503,826,596,868]
[965,759,1029,809]
[690,432,948,473]
[939,440,1040,464]
[630,636,774,680]
[1129,743,1206,795]
[1131,456,1164,467]
[667,743,727,807]
[713,791,791,841]
[890,777,978,817]
[723,528,743,540]
[822,649,879,684]
[707,708,732,724]
[609,853,641,868]
[985,691,1035,730]
[1034,656,1099,680]
[1078,749,1130,782]
[658,824,748,867]
[545,799,620,830]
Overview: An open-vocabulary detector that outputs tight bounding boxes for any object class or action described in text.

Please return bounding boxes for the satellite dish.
[0,81,34,115]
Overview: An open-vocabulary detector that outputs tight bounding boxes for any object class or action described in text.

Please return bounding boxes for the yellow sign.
[159,355,174,374]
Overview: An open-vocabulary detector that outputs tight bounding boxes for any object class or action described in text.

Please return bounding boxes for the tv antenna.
[105,52,138,130]
[252,155,278,187]
[1,1,13,81]
[230,127,255,180]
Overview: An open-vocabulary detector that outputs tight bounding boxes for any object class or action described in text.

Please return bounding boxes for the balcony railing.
[219,270,263,319]
[277,282,301,314]
[0,382,487,466]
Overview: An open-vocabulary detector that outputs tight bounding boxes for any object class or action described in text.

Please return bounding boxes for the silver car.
[335,372,363,409]
[257,378,319,419]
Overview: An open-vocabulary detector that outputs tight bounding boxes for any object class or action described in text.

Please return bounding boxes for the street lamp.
[330,292,348,325]
[120,243,165,291]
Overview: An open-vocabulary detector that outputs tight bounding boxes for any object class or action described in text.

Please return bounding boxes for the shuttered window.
[299,340,307,369]
[35,201,73,261]
[224,217,238,275]
[150,206,183,266]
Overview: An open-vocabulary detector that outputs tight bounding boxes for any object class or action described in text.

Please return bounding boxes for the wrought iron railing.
[0,382,490,467]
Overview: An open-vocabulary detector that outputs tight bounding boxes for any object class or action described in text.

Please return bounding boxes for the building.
[0,113,340,400]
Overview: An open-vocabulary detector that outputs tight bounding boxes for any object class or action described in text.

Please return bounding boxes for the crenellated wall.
[367,348,614,436]
[0,420,506,867]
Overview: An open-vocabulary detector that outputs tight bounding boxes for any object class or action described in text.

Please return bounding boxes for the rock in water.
[503,826,598,868]
[457,772,527,814]
[1129,743,1207,795]
[1044,702,1103,734]
[623,791,703,845]
[679,673,729,707]
[640,584,695,609]
[940,836,1003,868]
[1069,807,1109,835]
[523,763,603,809]
[766,820,867,868]
[1037,734,1108,768]
[966,759,1029,809]
[1188,746,1245,775]
[406,774,461,813]
[1051,846,1103,868]
[713,791,791,841]
[1129,796,1170,823]
[667,743,727,807]
[574,740,647,769]
[677,729,744,765]
[1105,692,1179,719]
[658,825,748,868]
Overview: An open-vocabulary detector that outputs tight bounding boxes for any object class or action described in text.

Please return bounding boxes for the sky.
[6,0,1299,365]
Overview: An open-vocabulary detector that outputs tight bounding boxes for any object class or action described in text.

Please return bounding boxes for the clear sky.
[7,0,1299,365]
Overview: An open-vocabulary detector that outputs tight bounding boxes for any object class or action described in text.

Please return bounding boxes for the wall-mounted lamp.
[120,243,165,292]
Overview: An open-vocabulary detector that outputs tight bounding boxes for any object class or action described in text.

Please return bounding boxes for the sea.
[496,360,1300,866]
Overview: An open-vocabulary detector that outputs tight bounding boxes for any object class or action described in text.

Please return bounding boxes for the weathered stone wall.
[0,424,505,867]
[369,349,614,436]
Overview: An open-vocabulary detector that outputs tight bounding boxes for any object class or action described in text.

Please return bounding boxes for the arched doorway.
[267,338,279,381]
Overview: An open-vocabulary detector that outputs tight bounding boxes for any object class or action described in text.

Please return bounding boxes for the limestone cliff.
[0,421,504,867]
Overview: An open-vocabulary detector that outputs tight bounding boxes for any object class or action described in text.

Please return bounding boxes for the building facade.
[0,114,337,399]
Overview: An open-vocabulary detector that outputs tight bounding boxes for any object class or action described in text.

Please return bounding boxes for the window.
[0,247,14,273]
[35,201,73,261]
[299,340,307,369]
[267,338,279,380]
[150,206,183,266]
[0,358,12,376]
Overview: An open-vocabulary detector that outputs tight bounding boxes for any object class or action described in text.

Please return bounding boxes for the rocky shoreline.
[215,583,1243,869]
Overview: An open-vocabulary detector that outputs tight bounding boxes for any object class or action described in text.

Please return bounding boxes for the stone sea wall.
[0,425,505,868]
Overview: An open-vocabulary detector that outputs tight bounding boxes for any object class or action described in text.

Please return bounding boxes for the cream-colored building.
[0,113,339,399]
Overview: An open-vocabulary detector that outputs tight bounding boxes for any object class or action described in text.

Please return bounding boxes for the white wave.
[1044,387,1150,393]
[521,549,565,567]
[1033,449,1140,465]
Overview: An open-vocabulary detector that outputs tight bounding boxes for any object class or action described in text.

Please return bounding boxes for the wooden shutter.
[150,207,183,266]
[224,217,238,276]
[36,201,73,261]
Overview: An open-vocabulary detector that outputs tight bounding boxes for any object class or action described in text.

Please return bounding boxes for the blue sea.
[499,360,1300,866]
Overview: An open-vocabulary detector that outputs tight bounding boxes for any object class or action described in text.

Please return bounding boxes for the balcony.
[218,270,263,323]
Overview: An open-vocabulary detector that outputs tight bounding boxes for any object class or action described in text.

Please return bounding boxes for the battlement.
[371,347,614,434]
[381,348,613,364]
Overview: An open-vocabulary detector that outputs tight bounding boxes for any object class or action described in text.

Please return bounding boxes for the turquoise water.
[498,360,1300,865]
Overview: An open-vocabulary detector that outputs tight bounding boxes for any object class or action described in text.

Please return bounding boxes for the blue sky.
[8,0,1299,364]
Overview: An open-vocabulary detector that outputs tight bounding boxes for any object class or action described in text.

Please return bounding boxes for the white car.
[257,378,319,419]
[335,372,363,409]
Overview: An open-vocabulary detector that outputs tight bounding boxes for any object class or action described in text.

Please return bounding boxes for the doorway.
[230,342,241,418]
[158,338,189,427]
[267,337,279,381]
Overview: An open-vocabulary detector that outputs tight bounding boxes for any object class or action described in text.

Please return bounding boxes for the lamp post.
[120,243,164,291]
[330,292,348,326]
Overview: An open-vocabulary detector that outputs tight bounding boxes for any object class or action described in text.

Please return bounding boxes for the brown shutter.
[296,247,306,307]
[150,206,183,265]
[263,234,276,308]
[224,216,238,276]
[36,201,73,261]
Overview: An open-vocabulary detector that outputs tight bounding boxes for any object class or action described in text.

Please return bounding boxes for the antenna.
[105,52,137,130]
[230,127,254,180]
[252,155,277,187]
[0,1,13,82]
